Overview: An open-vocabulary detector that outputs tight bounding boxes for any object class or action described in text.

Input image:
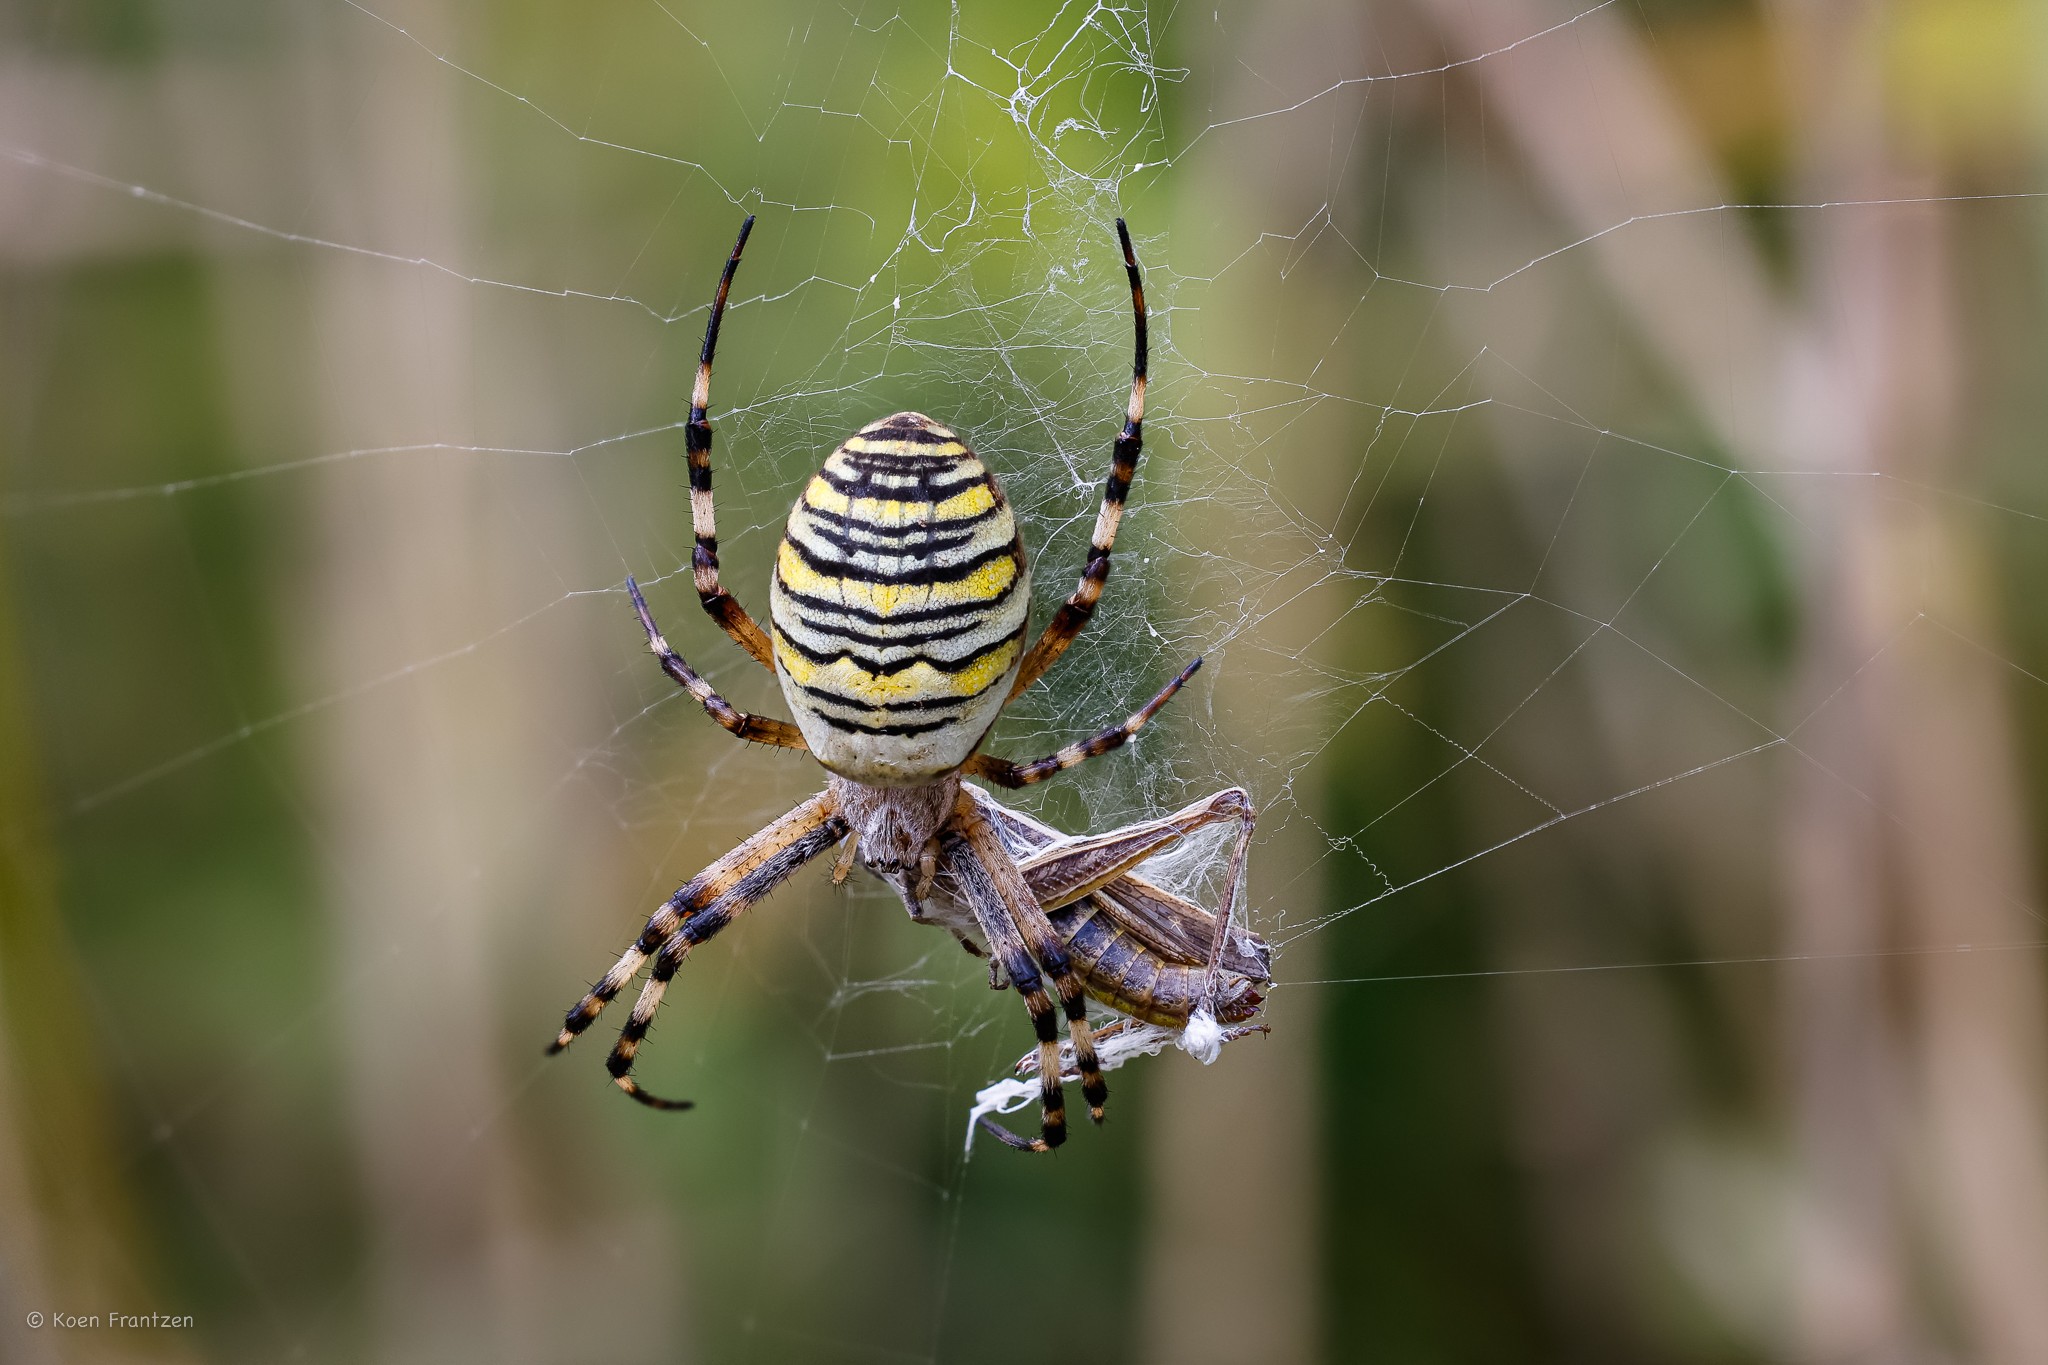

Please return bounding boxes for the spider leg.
[1007,218,1147,699]
[953,797,1110,1136]
[965,656,1197,789]
[975,1111,1054,1153]
[627,578,806,749]
[684,215,777,675]
[549,915,672,1055]
[944,832,1068,1150]
[550,791,845,1110]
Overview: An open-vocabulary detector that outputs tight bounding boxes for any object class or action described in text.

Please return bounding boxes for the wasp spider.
[551,216,1269,1152]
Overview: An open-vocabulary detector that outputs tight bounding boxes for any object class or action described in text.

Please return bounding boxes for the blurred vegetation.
[5,1,2048,1363]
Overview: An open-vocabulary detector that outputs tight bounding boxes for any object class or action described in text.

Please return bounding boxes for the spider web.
[5,0,2047,1361]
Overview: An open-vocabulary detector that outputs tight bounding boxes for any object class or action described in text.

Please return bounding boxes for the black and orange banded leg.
[685,214,777,675]
[954,800,1109,1142]
[983,829,1110,1121]
[549,791,845,1107]
[549,913,676,1054]
[966,656,1198,789]
[1009,217,1147,699]
[946,833,1068,1152]
[626,577,806,750]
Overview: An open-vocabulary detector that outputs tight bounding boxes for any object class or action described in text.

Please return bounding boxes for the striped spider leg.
[950,795,1107,1146]
[682,215,776,674]
[550,790,847,1108]
[624,576,807,750]
[1006,217,1149,699]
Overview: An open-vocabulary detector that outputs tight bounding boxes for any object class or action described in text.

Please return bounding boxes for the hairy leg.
[550,791,844,1109]
[953,798,1110,1135]
[965,657,1196,788]
[1007,219,1148,697]
[628,578,805,748]
[682,215,777,673]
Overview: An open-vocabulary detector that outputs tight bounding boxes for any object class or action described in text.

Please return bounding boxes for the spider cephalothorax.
[550,216,1269,1151]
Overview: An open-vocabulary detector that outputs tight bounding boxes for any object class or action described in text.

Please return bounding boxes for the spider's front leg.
[946,797,1109,1151]
[943,833,1068,1150]
[550,790,846,1108]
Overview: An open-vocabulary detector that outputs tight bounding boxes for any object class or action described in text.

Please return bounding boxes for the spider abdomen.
[769,413,1029,785]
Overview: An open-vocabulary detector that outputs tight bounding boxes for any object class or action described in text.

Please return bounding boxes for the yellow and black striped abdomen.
[770,412,1029,786]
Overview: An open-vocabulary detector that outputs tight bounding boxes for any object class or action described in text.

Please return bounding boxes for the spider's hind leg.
[1007,218,1148,699]
[682,215,777,674]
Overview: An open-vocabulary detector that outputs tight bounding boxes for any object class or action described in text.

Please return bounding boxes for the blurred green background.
[5,0,2048,1361]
